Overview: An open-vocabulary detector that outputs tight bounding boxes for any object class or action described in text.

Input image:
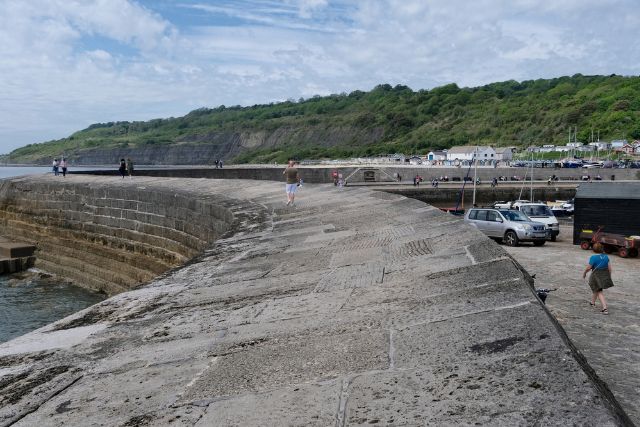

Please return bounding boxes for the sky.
[1,0,639,154]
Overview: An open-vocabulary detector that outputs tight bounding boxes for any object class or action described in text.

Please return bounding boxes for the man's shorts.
[286,183,298,194]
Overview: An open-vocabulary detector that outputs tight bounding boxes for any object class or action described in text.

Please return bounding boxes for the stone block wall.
[0,179,236,295]
[74,165,640,183]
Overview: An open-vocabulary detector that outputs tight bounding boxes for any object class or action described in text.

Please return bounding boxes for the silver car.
[464,208,547,246]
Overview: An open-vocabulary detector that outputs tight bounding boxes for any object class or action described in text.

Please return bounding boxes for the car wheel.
[504,231,519,247]
[533,240,545,246]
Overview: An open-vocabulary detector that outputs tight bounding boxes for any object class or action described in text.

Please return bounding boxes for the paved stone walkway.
[0,177,622,426]
[504,225,639,425]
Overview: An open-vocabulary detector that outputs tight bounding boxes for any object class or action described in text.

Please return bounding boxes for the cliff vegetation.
[6,74,640,164]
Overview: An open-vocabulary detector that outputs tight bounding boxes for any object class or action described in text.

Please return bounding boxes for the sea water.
[0,272,105,343]
[0,165,113,180]
[0,166,108,344]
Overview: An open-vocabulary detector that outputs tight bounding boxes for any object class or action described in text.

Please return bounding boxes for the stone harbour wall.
[75,164,640,184]
[0,177,241,295]
[0,176,630,426]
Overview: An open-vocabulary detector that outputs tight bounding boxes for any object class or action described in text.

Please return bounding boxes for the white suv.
[512,203,560,241]
[464,208,548,246]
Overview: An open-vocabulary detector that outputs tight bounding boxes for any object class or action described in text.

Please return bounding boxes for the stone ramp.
[0,176,622,426]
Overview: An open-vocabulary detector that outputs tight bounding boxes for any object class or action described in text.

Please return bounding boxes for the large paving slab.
[0,176,626,426]
[504,225,639,426]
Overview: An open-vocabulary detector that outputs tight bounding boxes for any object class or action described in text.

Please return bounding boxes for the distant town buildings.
[426,150,447,161]
[494,147,514,161]
[445,146,496,161]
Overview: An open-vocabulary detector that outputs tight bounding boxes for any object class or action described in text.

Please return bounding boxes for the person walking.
[126,158,134,179]
[283,159,300,206]
[59,158,68,177]
[582,243,613,314]
[52,158,59,176]
[118,158,127,178]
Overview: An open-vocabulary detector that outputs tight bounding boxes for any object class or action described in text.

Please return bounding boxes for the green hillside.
[7,74,640,164]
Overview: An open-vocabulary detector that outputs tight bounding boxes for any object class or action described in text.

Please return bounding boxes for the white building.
[553,146,570,152]
[494,147,514,161]
[611,140,627,149]
[426,150,447,161]
[446,146,496,161]
[567,142,583,148]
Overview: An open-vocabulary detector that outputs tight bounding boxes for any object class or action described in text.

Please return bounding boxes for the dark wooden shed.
[573,182,640,244]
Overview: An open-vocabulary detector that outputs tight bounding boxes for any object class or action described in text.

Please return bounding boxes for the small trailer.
[579,228,640,258]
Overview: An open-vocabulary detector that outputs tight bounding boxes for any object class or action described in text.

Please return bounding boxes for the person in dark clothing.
[118,159,126,178]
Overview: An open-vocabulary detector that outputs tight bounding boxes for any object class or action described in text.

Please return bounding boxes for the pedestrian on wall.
[582,243,613,314]
[118,158,126,178]
[60,158,68,177]
[52,158,59,176]
[283,159,300,206]
[126,158,134,179]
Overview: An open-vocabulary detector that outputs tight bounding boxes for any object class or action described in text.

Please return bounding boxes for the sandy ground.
[504,224,640,424]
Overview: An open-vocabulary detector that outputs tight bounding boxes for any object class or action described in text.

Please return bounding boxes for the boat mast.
[530,150,534,201]
[472,146,478,206]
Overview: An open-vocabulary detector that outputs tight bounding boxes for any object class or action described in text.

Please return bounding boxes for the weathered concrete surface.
[0,177,623,426]
[504,225,639,425]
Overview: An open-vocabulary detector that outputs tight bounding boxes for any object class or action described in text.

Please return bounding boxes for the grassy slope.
[7,74,640,164]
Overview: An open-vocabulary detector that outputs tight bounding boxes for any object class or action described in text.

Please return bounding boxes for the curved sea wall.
[76,164,640,183]
[0,176,628,425]
[0,177,241,295]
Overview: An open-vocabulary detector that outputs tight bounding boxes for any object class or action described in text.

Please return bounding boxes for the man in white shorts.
[283,160,300,206]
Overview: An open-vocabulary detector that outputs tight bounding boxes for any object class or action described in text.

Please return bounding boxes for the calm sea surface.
[0,166,109,343]
[0,274,106,343]
[0,165,113,180]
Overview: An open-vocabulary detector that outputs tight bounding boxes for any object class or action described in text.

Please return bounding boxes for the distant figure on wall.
[118,158,127,178]
[52,158,59,176]
[60,158,68,177]
[126,158,134,179]
[215,159,219,168]
[219,160,223,168]
[283,159,300,206]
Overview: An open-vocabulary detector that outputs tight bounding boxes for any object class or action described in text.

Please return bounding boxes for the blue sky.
[1,0,639,153]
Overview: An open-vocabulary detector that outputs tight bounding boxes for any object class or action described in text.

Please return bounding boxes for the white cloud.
[1,0,640,153]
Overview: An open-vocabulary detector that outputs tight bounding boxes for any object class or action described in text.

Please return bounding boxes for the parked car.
[464,208,548,246]
[512,202,560,241]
